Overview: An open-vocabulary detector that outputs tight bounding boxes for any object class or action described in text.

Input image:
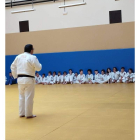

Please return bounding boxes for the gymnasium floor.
[6,83,134,140]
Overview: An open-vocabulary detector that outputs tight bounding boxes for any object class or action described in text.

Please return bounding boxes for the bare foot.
[26,115,37,119]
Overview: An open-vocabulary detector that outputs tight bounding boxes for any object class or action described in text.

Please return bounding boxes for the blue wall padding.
[5,48,135,77]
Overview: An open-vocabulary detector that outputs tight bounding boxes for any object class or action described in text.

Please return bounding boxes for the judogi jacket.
[11,52,42,84]
[86,74,93,81]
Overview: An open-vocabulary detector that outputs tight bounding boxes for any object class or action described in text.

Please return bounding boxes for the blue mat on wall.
[5,48,135,77]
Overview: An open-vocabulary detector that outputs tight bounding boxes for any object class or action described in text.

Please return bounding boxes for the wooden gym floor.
[6,83,134,140]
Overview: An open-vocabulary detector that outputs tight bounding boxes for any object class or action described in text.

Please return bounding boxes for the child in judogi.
[73,72,79,84]
[5,72,17,85]
[117,67,126,83]
[40,73,46,85]
[57,71,62,84]
[77,69,86,84]
[125,68,134,83]
[52,71,57,84]
[45,71,54,85]
[35,72,41,84]
[106,68,113,83]
[98,69,108,84]
[92,70,101,84]
[85,69,93,84]
[112,67,120,83]
[66,69,74,84]
[61,71,68,84]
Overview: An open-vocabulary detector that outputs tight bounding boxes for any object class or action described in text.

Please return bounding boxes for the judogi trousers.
[18,83,35,117]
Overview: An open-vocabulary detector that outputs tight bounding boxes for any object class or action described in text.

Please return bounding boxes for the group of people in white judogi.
[10,44,135,119]
[35,67,135,85]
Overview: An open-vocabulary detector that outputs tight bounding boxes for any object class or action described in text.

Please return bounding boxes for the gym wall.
[5,0,135,76]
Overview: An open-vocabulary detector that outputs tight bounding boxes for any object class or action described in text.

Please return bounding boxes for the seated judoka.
[57,71,62,84]
[73,72,79,84]
[45,71,54,85]
[66,69,74,84]
[85,69,94,84]
[117,67,126,83]
[98,70,109,84]
[77,69,86,84]
[61,71,68,84]
[35,72,41,84]
[40,73,46,85]
[124,68,134,83]
[52,71,57,84]
[5,72,17,85]
[92,70,101,84]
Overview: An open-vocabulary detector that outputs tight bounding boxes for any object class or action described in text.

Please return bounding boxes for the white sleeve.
[51,76,53,81]
[82,74,85,80]
[91,74,93,80]
[10,56,18,79]
[77,75,80,80]
[130,73,134,78]
[32,56,42,71]
[125,72,129,78]
[98,74,101,79]
[117,71,120,75]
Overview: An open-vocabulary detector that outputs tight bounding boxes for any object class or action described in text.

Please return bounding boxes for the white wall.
[5,0,134,33]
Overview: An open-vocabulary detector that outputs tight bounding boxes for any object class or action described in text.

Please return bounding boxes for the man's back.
[11,52,42,84]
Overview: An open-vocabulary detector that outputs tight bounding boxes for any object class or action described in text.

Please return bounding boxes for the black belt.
[18,75,35,78]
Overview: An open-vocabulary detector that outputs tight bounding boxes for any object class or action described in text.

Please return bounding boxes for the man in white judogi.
[11,44,42,119]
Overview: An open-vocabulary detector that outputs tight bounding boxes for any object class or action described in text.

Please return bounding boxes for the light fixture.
[11,0,35,14]
[59,2,86,8]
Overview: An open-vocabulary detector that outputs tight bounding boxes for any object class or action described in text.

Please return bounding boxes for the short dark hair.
[94,70,98,72]
[87,69,92,73]
[121,67,125,70]
[42,73,45,76]
[63,71,67,74]
[129,68,133,73]
[79,69,83,72]
[58,71,61,74]
[101,69,105,73]
[35,72,38,75]
[107,68,111,72]
[48,71,52,75]
[24,44,33,53]
[53,71,56,74]
[69,69,72,71]
[113,67,118,71]
[9,72,11,73]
